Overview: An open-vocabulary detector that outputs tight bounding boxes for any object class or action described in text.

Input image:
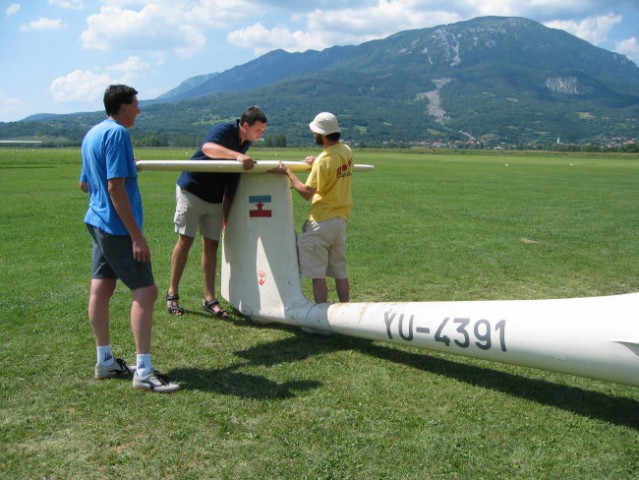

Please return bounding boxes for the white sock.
[136,354,153,377]
[97,345,114,367]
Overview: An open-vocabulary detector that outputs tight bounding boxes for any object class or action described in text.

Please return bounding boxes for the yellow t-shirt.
[306,143,353,222]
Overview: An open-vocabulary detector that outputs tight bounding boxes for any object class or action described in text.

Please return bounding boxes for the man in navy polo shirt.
[165,106,267,318]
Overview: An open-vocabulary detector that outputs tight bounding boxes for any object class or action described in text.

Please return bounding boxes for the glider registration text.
[384,312,507,352]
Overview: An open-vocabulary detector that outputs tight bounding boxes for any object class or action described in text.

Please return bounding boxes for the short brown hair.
[104,84,138,116]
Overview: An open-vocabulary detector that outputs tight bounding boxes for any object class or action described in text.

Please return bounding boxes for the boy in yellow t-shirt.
[272,112,353,304]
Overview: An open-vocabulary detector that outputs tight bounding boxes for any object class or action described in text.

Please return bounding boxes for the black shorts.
[87,224,155,290]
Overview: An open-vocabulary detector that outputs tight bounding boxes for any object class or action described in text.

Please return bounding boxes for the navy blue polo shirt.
[177,120,252,203]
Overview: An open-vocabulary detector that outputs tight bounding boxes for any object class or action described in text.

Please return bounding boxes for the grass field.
[1,147,639,479]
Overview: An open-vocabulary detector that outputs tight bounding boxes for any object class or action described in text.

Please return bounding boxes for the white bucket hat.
[309,112,340,135]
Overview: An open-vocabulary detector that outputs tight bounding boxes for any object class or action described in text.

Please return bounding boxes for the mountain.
[155,72,220,101]
[2,16,638,148]
[156,46,357,102]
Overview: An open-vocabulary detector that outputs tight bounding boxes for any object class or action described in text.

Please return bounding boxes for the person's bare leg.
[312,278,328,304]
[335,278,350,303]
[168,234,195,297]
[201,237,228,317]
[88,278,117,346]
[130,284,158,355]
[201,237,219,303]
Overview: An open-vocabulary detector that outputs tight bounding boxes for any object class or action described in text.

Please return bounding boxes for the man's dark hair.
[104,84,138,116]
[240,106,267,126]
[326,132,341,141]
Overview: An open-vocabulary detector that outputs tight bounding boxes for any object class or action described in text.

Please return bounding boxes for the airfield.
[2,147,639,478]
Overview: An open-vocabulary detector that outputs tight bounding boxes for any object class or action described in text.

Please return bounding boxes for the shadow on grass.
[354,340,639,430]
[164,309,639,428]
[227,321,639,429]
[168,323,342,399]
[178,308,217,319]
[169,365,321,399]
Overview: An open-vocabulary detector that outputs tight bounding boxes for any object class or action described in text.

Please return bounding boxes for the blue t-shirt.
[176,120,252,203]
[80,118,143,235]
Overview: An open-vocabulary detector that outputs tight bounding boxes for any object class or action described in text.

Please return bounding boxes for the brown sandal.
[202,298,228,318]
[166,292,184,316]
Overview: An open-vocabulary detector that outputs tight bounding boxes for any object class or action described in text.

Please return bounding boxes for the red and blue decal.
[249,195,272,218]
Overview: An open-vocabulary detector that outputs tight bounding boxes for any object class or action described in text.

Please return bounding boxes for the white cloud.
[465,0,534,17]
[48,0,84,9]
[50,70,112,103]
[306,1,459,37]
[6,3,20,16]
[107,55,150,83]
[228,23,329,55]
[19,17,68,32]
[50,56,151,104]
[616,37,639,64]
[108,55,148,74]
[81,4,205,56]
[84,0,593,63]
[99,0,163,6]
[544,13,622,46]
[228,1,460,55]
[184,0,259,26]
[230,0,630,58]
[462,0,608,18]
[0,92,26,121]
[80,1,257,57]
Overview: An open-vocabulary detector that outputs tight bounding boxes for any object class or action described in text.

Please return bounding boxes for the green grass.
[2,147,639,479]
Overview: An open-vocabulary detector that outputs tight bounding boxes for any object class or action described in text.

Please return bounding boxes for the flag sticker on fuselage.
[249,195,272,218]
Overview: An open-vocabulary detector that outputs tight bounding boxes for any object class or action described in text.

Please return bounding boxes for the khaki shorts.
[174,185,223,240]
[297,217,347,279]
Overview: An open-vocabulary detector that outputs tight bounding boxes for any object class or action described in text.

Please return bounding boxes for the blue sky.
[1,0,638,123]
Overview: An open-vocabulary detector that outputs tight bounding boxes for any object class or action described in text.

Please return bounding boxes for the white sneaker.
[132,369,180,393]
[94,358,136,380]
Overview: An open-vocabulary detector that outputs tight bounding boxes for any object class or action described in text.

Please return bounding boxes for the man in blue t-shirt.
[80,84,179,393]
[165,106,267,318]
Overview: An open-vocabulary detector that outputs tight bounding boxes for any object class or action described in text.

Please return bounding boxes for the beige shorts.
[297,217,347,279]
[173,185,223,240]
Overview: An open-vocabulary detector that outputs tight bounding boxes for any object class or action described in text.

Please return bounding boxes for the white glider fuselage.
[221,171,639,387]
